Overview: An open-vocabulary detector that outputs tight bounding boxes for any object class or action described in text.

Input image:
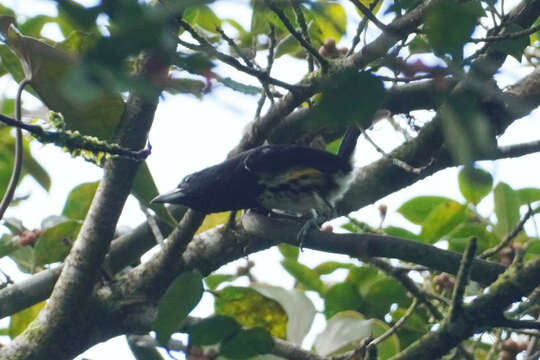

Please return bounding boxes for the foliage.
[0,0,538,359]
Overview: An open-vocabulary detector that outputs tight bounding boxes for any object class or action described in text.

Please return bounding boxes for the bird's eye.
[184,175,192,183]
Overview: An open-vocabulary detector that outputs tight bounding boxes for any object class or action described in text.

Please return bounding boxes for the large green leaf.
[61,181,99,220]
[220,327,274,359]
[324,281,363,319]
[0,18,125,140]
[280,258,325,294]
[493,182,520,236]
[515,187,540,206]
[8,301,46,339]
[33,219,81,267]
[184,6,221,34]
[492,24,529,61]
[458,167,492,205]
[419,200,468,243]
[215,286,287,339]
[397,196,454,225]
[153,270,204,345]
[315,71,386,128]
[188,315,241,346]
[425,0,483,59]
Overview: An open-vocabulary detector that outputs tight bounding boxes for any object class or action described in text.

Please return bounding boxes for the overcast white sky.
[0,0,538,358]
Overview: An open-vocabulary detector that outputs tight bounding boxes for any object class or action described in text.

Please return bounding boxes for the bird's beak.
[150,188,186,204]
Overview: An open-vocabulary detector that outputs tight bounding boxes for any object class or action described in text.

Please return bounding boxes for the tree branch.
[265,0,328,71]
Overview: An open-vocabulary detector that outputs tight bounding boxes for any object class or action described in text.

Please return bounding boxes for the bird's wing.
[243,145,350,175]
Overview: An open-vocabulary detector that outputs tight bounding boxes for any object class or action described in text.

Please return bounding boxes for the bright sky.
[0,0,538,358]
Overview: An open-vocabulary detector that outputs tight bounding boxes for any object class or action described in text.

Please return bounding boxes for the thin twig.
[361,127,433,174]
[349,0,390,33]
[140,204,165,246]
[375,73,438,83]
[264,0,329,71]
[0,79,30,222]
[480,205,535,259]
[215,26,256,69]
[471,24,540,43]
[367,257,445,319]
[265,24,277,104]
[177,22,301,92]
[368,298,418,349]
[349,0,384,55]
[290,0,314,73]
[449,238,477,322]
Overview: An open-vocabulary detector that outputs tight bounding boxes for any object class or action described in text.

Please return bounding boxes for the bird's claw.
[297,218,319,251]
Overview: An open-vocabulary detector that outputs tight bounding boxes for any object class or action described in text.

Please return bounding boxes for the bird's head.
[151,171,209,209]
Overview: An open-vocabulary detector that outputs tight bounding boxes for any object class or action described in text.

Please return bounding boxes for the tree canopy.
[0,0,539,359]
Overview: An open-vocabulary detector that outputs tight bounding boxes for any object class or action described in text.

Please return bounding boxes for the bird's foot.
[297,218,319,251]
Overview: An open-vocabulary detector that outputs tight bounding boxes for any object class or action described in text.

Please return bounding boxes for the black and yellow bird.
[151,126,360,238]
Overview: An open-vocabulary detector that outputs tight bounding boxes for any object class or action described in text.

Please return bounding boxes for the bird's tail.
[337,125,361,160]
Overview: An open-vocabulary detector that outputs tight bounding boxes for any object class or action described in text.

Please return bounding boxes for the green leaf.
[215,286,287,339]
[383,226,420,241]
[274,31,302,58]
[314,311,399,358]
[33,219,80,267]
[188,315,241,346]
[314,261,353,275]
[253,284,316,345]
[420,200,468,243]
[458,167,492,205]
[153,270,204,345]
[308,3,347,46]
[0,21,125,140]
[494,182,520,236]
[439,95,495,165]
[165,78,206,97]
[516,187,540,206]
[447,223,498,252]
[204,274,237,291]
[251,0,294,36]
[324,282,363,319]
[0,43,24,82]
[220,327,274,359]
[397,196,454,225]
[425,0,483,59]
[217,77,261,95]
[492,24,529,61]
[524,238,540,262]
[389,307,429,347]
[280,258,325,294]
[18,15,55,37]
[62,181,99,220]
[0,233,20,257]
[8,301,46,339]
[361,278,410,319]
[346,266,380,292]
[409,34,431,54]
[278,243,299,260]
[316,71,386,129]
[185,6,221,34]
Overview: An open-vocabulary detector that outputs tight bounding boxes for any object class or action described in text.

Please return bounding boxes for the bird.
[151,125,361,241]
